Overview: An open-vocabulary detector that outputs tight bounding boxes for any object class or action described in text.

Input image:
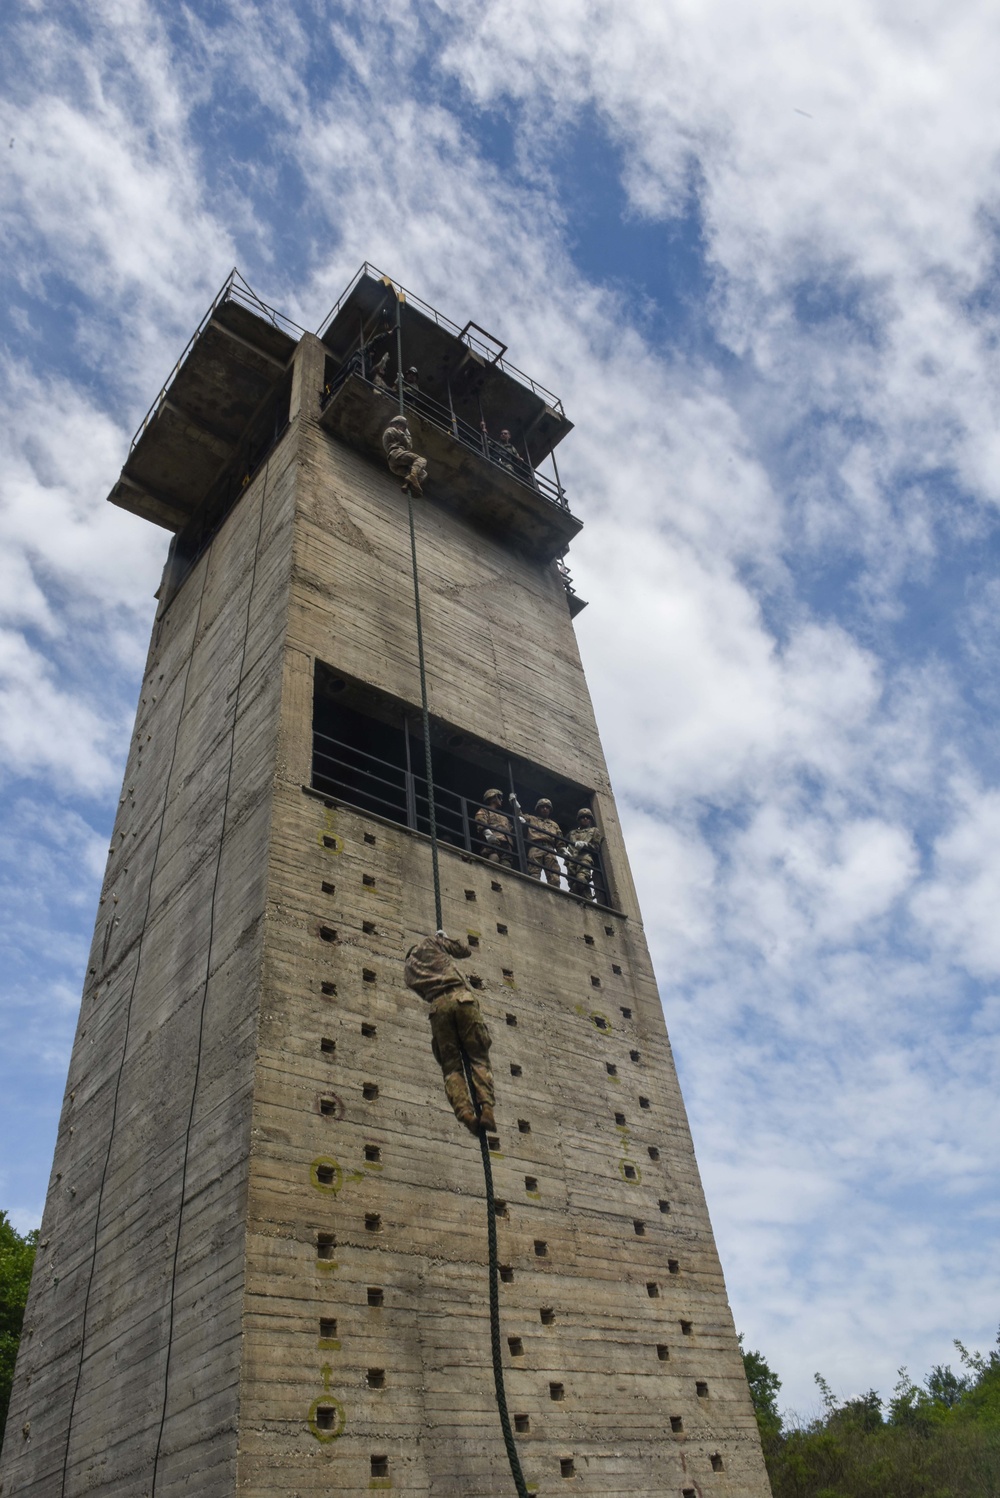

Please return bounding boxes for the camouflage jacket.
[404,934,472,1003]
[475,807,513,841]
[567,824,602,855]
[523,814,563,848]
[382,421,413,457]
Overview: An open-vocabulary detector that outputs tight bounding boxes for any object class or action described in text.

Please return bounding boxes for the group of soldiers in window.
[474,789,602,899]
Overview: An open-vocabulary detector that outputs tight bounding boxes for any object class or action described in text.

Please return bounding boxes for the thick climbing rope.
[403,448,529,1498]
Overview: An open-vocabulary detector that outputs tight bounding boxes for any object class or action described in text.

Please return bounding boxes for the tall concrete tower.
[1,269,772,1497]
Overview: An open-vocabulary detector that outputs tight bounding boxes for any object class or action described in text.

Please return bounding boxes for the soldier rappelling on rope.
[404,930,497,1135]
[382,413,428,497]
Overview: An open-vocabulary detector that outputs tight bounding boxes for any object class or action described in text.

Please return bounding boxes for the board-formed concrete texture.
[0,271,773,1498]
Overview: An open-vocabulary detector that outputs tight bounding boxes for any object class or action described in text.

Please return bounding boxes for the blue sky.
[3,0,1000,1417]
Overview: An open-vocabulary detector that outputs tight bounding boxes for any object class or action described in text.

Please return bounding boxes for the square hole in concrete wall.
[363,920,376,934]
[321,1037,336,1056]
[540,1307,555,1325]
[495,1200,509,1217]
[648,1147,660,1161]
[364,1144,381,1163]
[323,836,337,849]
[668,1259,680,1275]
[364,832,376,845]
[510,1063,522,1077]
[317,1234,335,1260]
[468,934,480,946]
[680,1320,692,1336]
[491,881,503,892]
[670,1416,684,1433]
[590,975,601,988]
[657,1345,669,1361]
[518,1118,531,1133]
[560,1459,575,1477]
[362,874,376,887]
[320,1317,337,1339]
[465,889,477,901]
[606,1063,617,1076]
[593,1015,608,1030]
[502,968,514,982]
[497,922,508,935]
[711,1453,725,1472]
[549,1382,564,1401]
[621,1007,633,1019]
[365,1213,381,1232]
[469,975,484,988]
[604,925,614,936]
[488,1135,501,1152]
[533,1240,548,1257]
[319,1097,337,1117]
[623,1164,637,1180]
[370,1455,389,1477]
[683,1489,696,1498]
[316,1165,336,1186]
[696,1381,709,1397]
[633,1220,646,1235]
[320,926,338,943]
[646,1282,659,1298]
[363,968,376,983]
[500,1265,514,1282]
[508,1337,523,1356]
[362,1022,377,1038]
[630,1049,641,1062]
[367,1368,385,1388]
[505,1012,518,1026]
[525,1176,538,1192]
[612,963,622,975]
[321,981,337,997]
[315,1405,337,1431]
[639,1096,650,1109]
[615,1111,626,1126]
[584,934,595,945]
[659,1199,670,1213]
[367,1287,384,1306]
[514,1414,530,1433]
[321,880,336,895]
[363,1083,379,1100]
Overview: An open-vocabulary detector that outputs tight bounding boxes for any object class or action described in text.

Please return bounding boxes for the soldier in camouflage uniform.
[474,788,514,866]
[382,414,428,497]
[566,807,601,898]
[371,351,394,397]
[404,930,496,1135]
[520,797,565,887]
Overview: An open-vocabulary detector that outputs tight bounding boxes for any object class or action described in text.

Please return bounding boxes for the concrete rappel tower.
[0,268,772,1497]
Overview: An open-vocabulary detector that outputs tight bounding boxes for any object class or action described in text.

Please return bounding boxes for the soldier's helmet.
[386,413,407,427]
[577,807,594,821]
[406,366,419,377]
[535,798,553,812]
[483,788,503,803]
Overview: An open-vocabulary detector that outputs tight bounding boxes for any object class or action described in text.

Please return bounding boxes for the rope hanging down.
[405,482,529,1498]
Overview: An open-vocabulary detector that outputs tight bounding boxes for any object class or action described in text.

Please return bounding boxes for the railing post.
[461,797,473,853]
[403,717,418,830]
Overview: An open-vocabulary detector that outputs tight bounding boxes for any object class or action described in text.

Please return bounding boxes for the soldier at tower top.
[382,414,428,497]
[511,794,565,886]
[480,419,523,474]
[566,806,601,898]
[404,931,496,1135]
[475,788,514,867]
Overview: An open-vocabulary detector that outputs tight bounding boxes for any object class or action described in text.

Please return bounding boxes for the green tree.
[741,1332,783,1443]
[0,1212,38,1457]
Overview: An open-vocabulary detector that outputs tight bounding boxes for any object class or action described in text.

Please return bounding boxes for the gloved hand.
[508,794,521,812]
[483,827,496,842]
[436,929,448,940]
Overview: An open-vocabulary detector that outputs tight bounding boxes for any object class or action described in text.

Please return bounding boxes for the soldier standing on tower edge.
[566,807,601,898]
[404,931,496,1134]
[382,414,428,497]
[474,788,514,866]
[512,795,565,886]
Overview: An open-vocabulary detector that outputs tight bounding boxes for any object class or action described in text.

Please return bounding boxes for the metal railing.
[321,356,570,512]
[312,729,610,906]
[316,262,566,417]
[129,269,305,455]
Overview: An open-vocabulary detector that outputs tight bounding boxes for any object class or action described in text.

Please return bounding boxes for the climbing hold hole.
[495,1200,508,1217]
[469,975,484,988]
[322,982,337,997]
[549,1382,564,1401]
[604,925,614,936]
[612,963,622,975]
[491,880,502,892]
[320,1037,336,1056]
[315,1406,337,1431]
[657,1344,669,1361]
[363,874,376,887]
[560,1458,575,1477]
[365,1213,381,1233]
[502,968,514,981]
[518,1118,531,1133]
[320,1317,337,1339]
[623,1165,637,1180]
[317,1233,335,1260]
[500,1265,514,1282]
[508,1336,523,1356]
[364,832,376,845]
[370,1455,389,1477]
[606,1063,617,1076]
[468,934,480,947]
[488,1135,501,1152]
[363,920,376,934]
[363,1083,379,1101]
[648,1147,660,1161]
[364,1144,381,1163]
[320,926,338,944]
[593,1015,608,1030]
[633,1220,646,1236]
[510,1063,522,1077]
[534,1240,548,1257]
[505,1012,518,1027]
[323,836,337,849]
[697,1380,709,1397]
[711,1453,724,1472]
[659,1199,670,1213]
[465,889,477,901]
[671,1416,684,1433]
[646,1282,659,1298]
[319,1098,337,1117]
[525,1176,538,1193]
[367,1368,385,1388]
[362,1022,377,1038]
[540,1307,555,1325]
[621,1007,633,1019]
[680,1320,692,1336]
[639,1095,650,1109]
[514,1414,530,1433]
[363,968,376,983]
[497,922,508,935]
[367,1286,384,1306]
[614,1112,626,1126]
[630,1049,641,1062]
[321,880,336,894]
[590,975,601,988]
[584,934,595,946]
[668,1259,680,1275]
[316,1165,335,1186]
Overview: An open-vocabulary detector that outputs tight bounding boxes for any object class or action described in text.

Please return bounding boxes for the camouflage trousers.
[527,845,561,887]
[566,851,594,896]
[428,988,494,1123]
[386,448,428,484]
[482,833,514,867]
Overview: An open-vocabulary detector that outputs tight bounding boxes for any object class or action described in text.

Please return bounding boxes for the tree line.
[743,1330,1000,1496]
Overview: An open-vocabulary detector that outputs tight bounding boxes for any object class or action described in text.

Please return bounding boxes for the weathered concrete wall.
[234,336,771,1495]
[0,417,298,1496]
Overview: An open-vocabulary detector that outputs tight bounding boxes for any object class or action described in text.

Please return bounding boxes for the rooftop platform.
[107,273,301,530]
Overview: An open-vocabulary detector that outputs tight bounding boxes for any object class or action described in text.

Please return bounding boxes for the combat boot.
[457,1108,480,1135]
[406,462,424,497]
[478,1103,496,1133]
